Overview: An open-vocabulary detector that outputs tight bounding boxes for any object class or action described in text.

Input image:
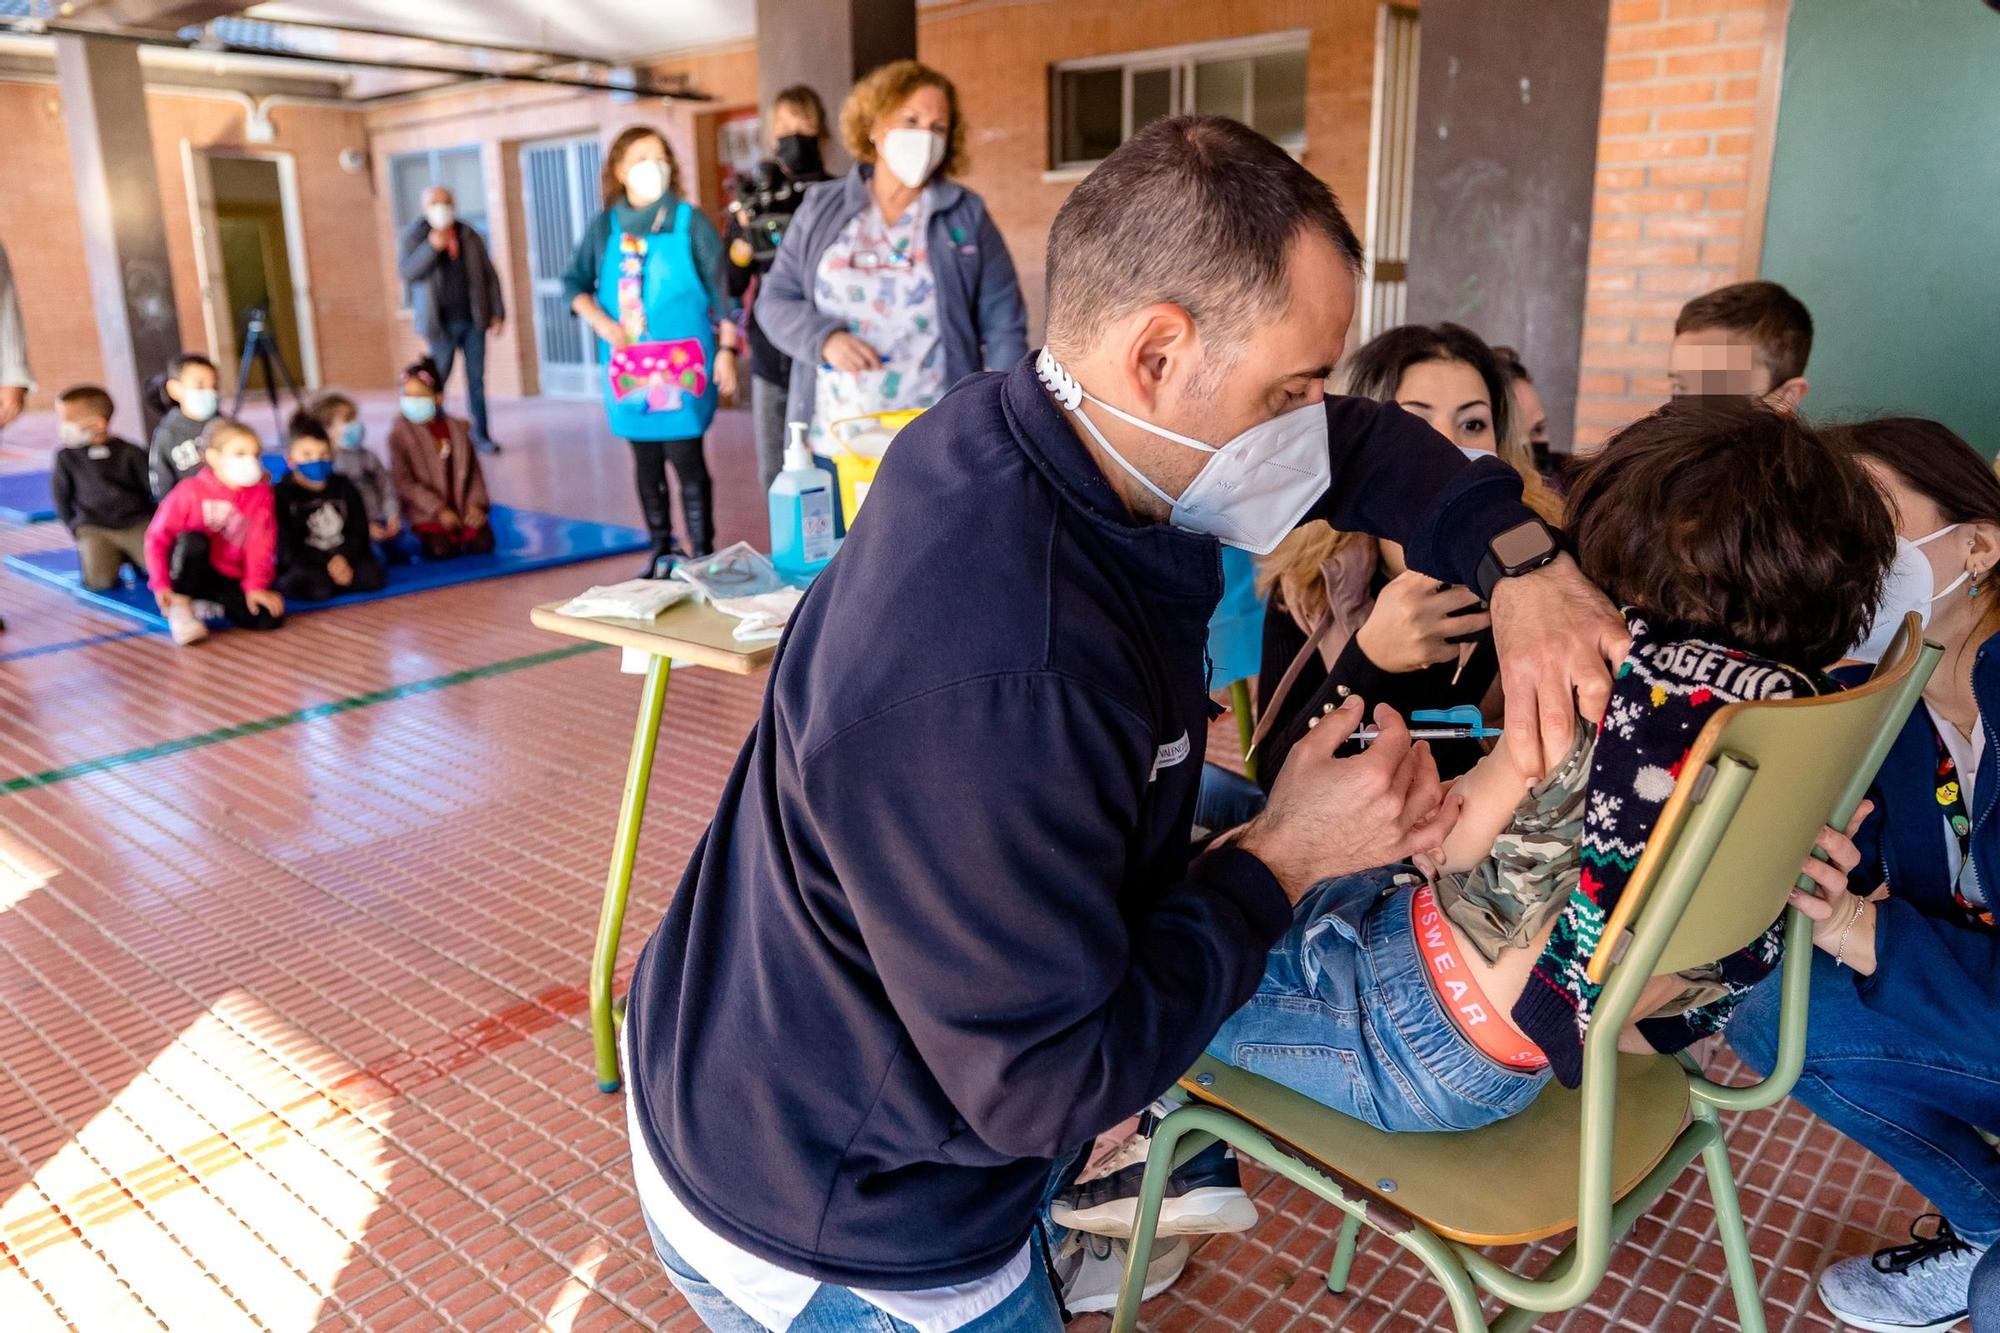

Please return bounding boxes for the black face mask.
[775,134,823,178]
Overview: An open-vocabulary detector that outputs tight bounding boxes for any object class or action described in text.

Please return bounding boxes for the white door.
[521,136,604,399]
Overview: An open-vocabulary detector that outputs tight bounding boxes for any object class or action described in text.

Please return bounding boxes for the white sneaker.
[1055,1231,1190,1316]
[166,602,208,646]
[1819,1214,1986,1333]
[192,600,225,621]
[1053,1122,1258,1238]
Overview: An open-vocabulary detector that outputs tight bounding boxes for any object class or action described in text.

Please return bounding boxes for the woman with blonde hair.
[1253,323,1565,785]
[563,124,738,575]
[757,59,1027,477]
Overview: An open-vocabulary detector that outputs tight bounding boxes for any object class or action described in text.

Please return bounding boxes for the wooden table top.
[530,599,777,675]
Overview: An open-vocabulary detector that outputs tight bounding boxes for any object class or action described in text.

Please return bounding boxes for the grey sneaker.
[1054,1230,1190,1315]
[1819,1214,1987,1332]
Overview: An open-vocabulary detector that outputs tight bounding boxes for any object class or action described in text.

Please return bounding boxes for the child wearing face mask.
[51,384,154,591]
[311,391,404,562]
[144,416,283,645]
[148,352,222,501]
[275,412,387,603]
[387,357,493,560]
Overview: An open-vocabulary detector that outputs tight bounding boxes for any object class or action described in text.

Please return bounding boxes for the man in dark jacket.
[624,115,1628,1329]
[397,186,505,454]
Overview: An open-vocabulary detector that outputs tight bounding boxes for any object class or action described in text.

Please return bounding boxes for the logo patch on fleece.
[1151,731,1191,782]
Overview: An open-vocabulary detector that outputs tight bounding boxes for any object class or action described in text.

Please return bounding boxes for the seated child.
[51,384,154,590]
[312,391,404,559]
[148,352,221,501]
[1197,398,1896,1141]
[144,417,283,646]
[387,357,492,560]
[1668,280,1813,411]
[275,412,387,603]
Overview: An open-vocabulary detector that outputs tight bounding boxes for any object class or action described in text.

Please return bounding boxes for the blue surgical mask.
[294,459,334,484]
[399,395,438,425]
[181,388,219,422]
[338,421,365,449]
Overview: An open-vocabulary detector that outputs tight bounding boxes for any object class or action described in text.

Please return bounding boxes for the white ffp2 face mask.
[1848,523,1967,663]
[624,159,670,207]
[1036,348,1330,555]
[214,454,265,490]
[880,128,947,189]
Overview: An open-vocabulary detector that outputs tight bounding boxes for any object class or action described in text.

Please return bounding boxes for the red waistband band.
[1410,884,1548,1071]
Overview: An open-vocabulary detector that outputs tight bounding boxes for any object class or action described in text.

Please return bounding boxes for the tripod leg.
[232,331,260,419]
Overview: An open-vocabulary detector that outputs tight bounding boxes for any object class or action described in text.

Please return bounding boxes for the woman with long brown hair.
[1252,323,1564,785]
[563,125,739,575]
[1729,416,2000,1333]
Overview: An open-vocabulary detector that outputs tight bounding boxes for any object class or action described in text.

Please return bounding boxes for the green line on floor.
[0,641,607,798]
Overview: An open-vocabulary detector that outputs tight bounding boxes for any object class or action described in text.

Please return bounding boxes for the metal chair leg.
[1327,1209,1362,1293]
[1111,1113,1189,1332]
[1229,678,1257,782]
[591,656,670,1093]
[1698,1111,1767,1333]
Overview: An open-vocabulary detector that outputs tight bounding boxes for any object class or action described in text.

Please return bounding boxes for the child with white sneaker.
[144,416,283,645]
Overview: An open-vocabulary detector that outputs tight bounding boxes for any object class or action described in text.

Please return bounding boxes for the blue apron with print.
[595,201,718,442]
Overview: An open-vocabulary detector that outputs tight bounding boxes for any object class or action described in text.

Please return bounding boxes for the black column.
[1403,0,1609,455]
[754,0,917,172]
[54,33,183,423]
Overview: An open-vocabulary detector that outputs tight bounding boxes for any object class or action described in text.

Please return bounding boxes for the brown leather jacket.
[388,414,489,527]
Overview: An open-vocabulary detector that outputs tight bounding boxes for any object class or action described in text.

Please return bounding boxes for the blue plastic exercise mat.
[0,455,289,525]
[3,506,650,631]
[0,470,56,523]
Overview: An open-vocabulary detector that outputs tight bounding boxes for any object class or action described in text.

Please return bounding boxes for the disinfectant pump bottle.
[768,422,836,581]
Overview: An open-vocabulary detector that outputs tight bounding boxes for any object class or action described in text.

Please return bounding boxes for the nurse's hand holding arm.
[1489,555,1632,779]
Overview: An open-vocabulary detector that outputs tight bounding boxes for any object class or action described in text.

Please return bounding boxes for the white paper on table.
[712,586,805,642]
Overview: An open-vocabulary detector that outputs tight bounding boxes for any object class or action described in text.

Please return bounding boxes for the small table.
[531,599,776,1091]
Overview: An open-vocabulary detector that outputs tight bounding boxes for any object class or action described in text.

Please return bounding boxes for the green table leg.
[592,656,671,1093]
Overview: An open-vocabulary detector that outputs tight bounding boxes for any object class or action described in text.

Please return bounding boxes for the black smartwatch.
[1474,518,1561,602]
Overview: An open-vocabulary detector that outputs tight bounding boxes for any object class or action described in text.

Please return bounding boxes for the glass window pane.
[1057,68,1122,164]
[437,147,488,233]
[390,153,432,231]
[1194,57,1248,121]
[1130,66,1174,134]
[1252,49,1308,147]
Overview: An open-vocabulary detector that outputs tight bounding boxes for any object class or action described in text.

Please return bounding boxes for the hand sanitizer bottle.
[768,422,836,582]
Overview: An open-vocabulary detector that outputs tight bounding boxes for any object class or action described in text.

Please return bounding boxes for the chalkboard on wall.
[1760,0,2000,456]
[1403,0,1610,455]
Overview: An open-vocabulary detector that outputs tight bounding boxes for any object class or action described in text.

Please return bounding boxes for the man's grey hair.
[1044,115,1364,360]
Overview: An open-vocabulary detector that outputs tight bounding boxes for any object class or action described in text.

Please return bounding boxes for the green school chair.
[1112,616,1939,1333]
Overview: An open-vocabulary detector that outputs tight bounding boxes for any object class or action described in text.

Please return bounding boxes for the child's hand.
[154,589,172,614]
[247,588,285,619]
[436,508,459,530]
[328,555,353,586]
[463,508,486,532]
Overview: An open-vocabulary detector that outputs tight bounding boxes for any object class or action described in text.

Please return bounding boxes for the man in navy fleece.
[621,115,1631,1330]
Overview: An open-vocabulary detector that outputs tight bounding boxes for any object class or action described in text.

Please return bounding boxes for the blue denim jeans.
[1206,868,1551,1133]
[1973,1244,2000,1330]
[641,1221,1063,1332]
[427,319,491,445]
[1729,951,2000,1245]
[1194,762,1265,838]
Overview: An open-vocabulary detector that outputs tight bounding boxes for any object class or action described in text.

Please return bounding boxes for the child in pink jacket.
[144,416,283,645]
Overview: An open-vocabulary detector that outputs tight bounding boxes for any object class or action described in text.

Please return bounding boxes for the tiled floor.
[0,393,1938,1331]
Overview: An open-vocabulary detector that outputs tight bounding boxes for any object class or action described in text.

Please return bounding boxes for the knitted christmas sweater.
[1510,616,1819,1087]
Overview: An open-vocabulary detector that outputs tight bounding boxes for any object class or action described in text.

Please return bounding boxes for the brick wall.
[1572,0,1785,447]
[0,84,390,414]
[920,0,1388,339]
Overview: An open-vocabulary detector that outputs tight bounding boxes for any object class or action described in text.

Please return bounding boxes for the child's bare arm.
[1438,731,1536,871]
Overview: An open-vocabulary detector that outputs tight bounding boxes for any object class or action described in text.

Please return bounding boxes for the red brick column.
[1573,0,1784,449]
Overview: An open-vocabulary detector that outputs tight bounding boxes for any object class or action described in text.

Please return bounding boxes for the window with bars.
[1050,34,1310,170]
